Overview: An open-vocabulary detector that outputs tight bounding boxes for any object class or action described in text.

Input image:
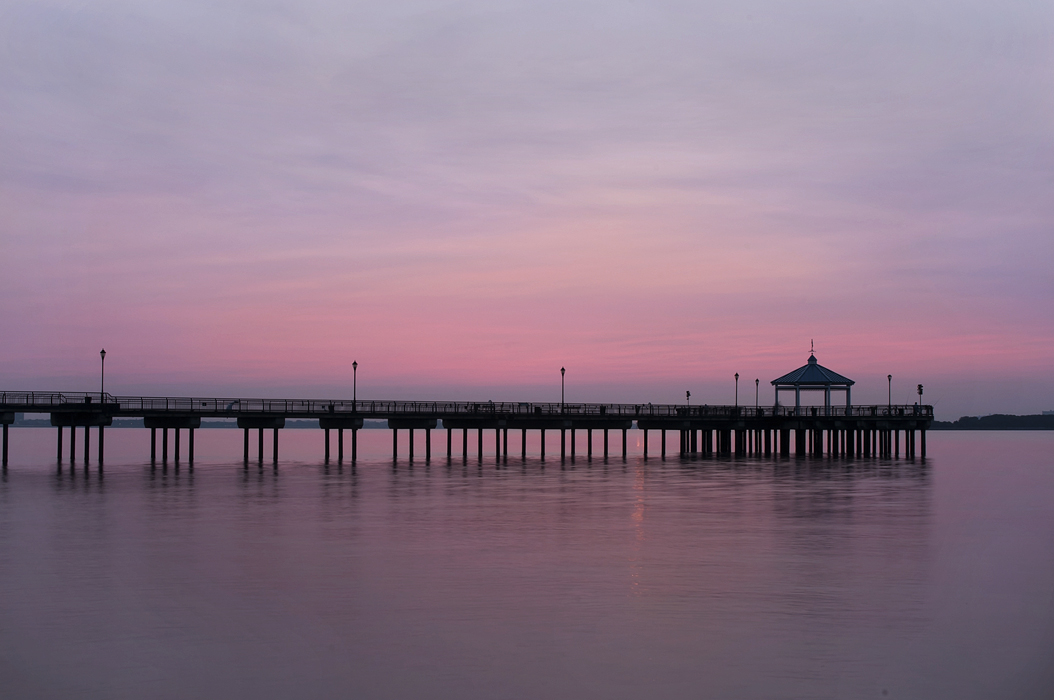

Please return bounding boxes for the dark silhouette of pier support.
[145,416,201,465]
[387,418,436,460]
[1,413,11,468]
[320,416,361,463]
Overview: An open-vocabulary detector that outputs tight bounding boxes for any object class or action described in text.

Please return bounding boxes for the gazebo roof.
[771,355,854,387]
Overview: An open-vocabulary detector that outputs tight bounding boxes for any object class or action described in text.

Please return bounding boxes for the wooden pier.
[0,391,933,468]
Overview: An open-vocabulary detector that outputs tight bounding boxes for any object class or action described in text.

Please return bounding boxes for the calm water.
[1,428,1052,700]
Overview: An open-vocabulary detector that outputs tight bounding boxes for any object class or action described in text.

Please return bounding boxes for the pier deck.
[0,391,933,466]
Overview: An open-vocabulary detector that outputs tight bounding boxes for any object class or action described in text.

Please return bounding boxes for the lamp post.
[755,378,759,411]
[888,374,892,408]
[561,367,565,408]
[353,361,358,407]
[734,373,739,408]
[917,384,923,405]
[686,390,691,407]
[100,349,106,402]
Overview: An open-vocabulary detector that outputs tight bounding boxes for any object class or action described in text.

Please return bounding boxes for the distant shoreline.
[930,415,1054,430]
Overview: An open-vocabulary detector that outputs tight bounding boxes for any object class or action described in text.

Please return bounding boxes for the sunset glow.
[2,0,1051,417]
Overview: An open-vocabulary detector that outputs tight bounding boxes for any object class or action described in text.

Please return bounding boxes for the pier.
[0,355,933,468]
[0,393,933,468]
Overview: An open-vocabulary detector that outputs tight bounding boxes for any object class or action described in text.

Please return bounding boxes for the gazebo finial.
[810,339,814,356]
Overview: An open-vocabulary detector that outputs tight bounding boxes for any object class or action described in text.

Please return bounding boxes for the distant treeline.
[930,415,1054,430]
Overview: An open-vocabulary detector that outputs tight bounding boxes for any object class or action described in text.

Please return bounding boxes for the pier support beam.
[643,429,648,458]
[661,429,666,458]
[58,425,64,462]
[70,423,76,462]
[921,430,926,458]
[175,428,181,462]
[338,428,344,462]
[427,428,432,461]
[162,428,168,462]
[447,428,452,458]
[540,429,545,459]
[243,428,249,462]
[522,429,527,458]
[622,428,627,458]
[84,425,90,463]
[189,428,195,464]
[392,428,398,459]
[273,428,278,463]
[352,429,358,462]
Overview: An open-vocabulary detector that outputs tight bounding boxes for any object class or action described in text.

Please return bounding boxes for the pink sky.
[2,0,1052,418]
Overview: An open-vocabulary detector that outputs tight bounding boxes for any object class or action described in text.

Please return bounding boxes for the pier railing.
[1,392,933,419]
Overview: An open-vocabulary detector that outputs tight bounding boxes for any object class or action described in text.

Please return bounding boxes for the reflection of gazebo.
[771,353,854,414]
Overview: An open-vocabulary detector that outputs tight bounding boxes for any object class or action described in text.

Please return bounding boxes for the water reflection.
[7,432,1051,700]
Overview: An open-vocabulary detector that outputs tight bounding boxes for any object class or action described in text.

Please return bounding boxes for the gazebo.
[771,352,854,414]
